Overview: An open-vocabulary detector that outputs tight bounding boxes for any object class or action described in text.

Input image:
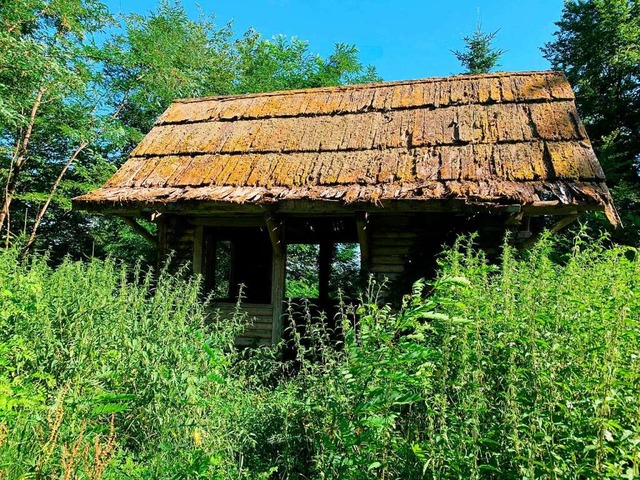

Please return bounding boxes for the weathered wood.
[235,337,271,347]
[356,212,370,270]
[370,264,405,273]
[371,230,418,239]
[82,198,525,217]
[371,246,412,256]
[372,255,409,265]
[190,216,266,227]
[521,214,579,249]
[266,215,285,256]
[505,211,524,225]
[271,219,286,344]
[193,225,204,275]
[211,302,274,316]
[318,241,333,304]
[122,216,157,246]
[523,201,583,216]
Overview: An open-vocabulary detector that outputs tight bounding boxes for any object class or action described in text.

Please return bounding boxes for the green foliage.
[2,237,639,478]
[452,22,505,74]
[286,243,361,299]
[0,249,247,477]
[543,0,640,245]
[0,0,380,264]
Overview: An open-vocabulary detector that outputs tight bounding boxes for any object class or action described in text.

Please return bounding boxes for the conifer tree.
[452,22,505,74]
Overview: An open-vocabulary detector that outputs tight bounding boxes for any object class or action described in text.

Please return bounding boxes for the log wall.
[157,216,195,272]
[367,212,510,302]
[210,303,274,347]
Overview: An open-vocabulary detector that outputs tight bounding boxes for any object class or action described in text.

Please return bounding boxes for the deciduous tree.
[543,0,640,244]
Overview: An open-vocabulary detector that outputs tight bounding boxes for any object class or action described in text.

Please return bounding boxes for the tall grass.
[1,235,639,478]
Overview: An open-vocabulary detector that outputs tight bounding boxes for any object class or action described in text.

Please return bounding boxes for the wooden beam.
[356,212,370,270]
[522,201,584,216]
[266,215,285,256]
[505,211,524,226]
[80,198,525,217]
[549,214,579,234]
[271,218,286,345]
[121,216,157,247]
[189,216,265,227]
[521,214,579,249]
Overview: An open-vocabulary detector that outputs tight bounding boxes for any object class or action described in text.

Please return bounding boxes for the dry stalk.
[61,422,87,480]
[37,387,67,476]
[90,414,117,480]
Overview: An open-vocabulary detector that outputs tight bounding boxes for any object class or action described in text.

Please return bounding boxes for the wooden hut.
[74,70,620,346]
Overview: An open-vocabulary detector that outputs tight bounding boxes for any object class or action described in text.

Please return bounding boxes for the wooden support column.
[193,225,204,275]
[356,212,370,270]
[318,240,333,305]
[156,217,168,272]
[267,216,286,344]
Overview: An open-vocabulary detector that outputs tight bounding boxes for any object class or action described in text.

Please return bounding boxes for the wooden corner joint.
[266,214,285,256]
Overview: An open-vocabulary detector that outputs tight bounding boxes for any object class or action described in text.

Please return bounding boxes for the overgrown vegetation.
[1,235,639,478]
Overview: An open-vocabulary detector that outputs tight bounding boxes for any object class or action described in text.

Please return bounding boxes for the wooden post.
[356,212,370,270]
[156,218,168,272]
[266,215,284,256]
[193,225,204,275]
[318,240,333,305]
[268,216,286,344]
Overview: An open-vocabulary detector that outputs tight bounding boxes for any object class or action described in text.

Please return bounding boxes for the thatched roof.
[74,70,619,224]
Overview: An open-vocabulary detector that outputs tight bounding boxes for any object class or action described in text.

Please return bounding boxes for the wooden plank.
[371,255,407,265]
[235,337,271,347]
[211,303,273,317]
[241,326,273,335]
[371,246,412,256]
[371,239,418,247]
[371,231,418,239]
[156,218,168,271]
[370,264,405,273]
[522,201,582,216]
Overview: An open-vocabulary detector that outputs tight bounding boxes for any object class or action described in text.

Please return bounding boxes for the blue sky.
[105,0,565,81]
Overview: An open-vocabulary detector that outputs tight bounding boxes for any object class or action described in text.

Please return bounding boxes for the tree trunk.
[0,85,46,241]
[21,140,89,255]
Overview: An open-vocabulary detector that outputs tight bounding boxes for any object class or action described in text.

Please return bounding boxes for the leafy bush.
[0,250,247,478]
[1,235,639,478]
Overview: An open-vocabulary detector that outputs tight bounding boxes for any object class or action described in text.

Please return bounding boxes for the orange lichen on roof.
[74,70,620,225]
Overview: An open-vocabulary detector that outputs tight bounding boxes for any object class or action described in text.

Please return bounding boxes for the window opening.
[212,240,231,299]
[285,244,320,298]
[206,227,272,304]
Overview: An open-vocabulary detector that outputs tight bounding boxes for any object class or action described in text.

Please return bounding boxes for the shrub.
[1,235,639,479]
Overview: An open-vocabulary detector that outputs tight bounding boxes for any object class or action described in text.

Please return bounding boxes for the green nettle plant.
[1,234,639,478]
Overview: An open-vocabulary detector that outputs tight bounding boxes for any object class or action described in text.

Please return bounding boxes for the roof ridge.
[174,70,563,105]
